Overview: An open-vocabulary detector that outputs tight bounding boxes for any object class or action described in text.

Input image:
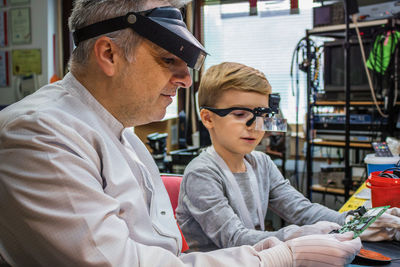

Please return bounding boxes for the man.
[0,0,361,266]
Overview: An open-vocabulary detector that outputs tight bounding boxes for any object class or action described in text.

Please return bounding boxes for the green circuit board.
[338,206,390,238]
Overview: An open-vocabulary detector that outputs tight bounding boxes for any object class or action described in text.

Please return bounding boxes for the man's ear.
[93,36,118,77]
[200,109,214,130]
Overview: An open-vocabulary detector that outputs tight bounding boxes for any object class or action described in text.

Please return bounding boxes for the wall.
[0,0,57,106]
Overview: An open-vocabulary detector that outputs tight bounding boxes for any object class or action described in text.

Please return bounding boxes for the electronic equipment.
[331,205,390,238]
[358,0,400,21]
[147,132,168,172]
[372,142,394,157]
[169,147,200,174]
[313,0,400,28]
[313,2,344,28]
[318,163,345,188]
[316,131,375,142]
[317,164,364,188]
[313,113,385,142]
[323,39,373,100]
[314,113,377,125]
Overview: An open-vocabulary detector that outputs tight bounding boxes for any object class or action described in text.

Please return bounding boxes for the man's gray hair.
[68,0,191,74]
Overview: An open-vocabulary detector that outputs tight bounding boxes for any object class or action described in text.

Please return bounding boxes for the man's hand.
[360,207,400,241]
[286,232,362,267]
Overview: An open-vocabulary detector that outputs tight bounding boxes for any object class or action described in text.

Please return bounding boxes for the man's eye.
[162,57,175,64]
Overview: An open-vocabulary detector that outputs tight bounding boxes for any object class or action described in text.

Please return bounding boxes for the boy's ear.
[200,109,214,129]
[93,36,118,77]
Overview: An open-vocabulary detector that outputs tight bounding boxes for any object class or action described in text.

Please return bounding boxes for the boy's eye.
[231,111,248,118]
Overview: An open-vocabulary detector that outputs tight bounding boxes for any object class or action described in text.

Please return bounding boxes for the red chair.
[161,174,183,215]
[160,174,189,252]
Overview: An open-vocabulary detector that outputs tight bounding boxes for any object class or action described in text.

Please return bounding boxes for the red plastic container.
[366,171,400,208]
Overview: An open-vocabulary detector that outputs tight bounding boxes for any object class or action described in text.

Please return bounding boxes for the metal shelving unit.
[305,18,400,201]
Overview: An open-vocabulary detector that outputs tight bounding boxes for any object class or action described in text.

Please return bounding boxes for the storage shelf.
[307,19,389,35]
[288,155,342,161]
[310,140,372,149]
[311,184,355,196]
[305,19,400,201]
[313,101,400,106]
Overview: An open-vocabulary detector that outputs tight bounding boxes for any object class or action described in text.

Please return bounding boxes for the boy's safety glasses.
[200,106,287,132]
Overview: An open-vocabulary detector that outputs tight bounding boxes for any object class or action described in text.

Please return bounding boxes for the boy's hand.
[283,221,341,241]
[253,236,284,251]
[286,232,361,267]
[360,207,400,241]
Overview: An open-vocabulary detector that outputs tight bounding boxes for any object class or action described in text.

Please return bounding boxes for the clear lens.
[253,117,264,130]
[255,117,287,132]
[193,51,206,71]
[229,109,254,122]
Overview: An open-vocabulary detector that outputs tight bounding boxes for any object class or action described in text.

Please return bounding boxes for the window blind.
[203,1,314,124]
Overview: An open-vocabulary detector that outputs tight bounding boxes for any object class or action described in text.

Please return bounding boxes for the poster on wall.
[10,7,31,45]
[0,11,8,47]
[9,0,29,5]
[12,49,41,75]
[0,51,9,87]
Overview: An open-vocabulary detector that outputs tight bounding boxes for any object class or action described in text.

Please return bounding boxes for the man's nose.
[171,66,192,88]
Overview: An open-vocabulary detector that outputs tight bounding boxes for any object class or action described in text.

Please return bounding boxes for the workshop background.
[1,0,400,229]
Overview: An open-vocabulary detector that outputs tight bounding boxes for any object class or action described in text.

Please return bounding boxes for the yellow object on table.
[339,183,368,213]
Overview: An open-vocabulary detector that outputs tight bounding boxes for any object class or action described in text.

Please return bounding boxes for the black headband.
[72,6,207,70]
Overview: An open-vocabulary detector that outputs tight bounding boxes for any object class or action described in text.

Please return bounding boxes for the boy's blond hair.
[198,62,272,107]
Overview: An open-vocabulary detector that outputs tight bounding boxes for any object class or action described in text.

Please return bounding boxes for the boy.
[176,62,400,252]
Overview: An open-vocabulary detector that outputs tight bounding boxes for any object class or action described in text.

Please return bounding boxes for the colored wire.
[352,14,389,118]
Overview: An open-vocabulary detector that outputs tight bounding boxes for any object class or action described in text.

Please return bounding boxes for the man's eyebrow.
[157,49,179,59]
[148,42,176,58]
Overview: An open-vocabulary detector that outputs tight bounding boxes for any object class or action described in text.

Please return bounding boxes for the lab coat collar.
[61,72,124,139]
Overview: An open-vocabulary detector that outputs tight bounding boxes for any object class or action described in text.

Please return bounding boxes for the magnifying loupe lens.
[255,117,287,132]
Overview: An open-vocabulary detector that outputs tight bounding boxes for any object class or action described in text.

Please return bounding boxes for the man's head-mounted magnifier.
[72,6,207,71]
[201,94,287,132]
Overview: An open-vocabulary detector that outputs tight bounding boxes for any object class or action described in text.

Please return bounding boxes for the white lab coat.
[0,73,292,266]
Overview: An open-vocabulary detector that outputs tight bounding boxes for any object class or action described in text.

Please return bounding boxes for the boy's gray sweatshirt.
[176,150,347,252]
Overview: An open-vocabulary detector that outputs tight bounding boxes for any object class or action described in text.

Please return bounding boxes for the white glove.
[254,236,295,267]
[286,232,361,267]
[283,221,341,241]
[253,236,284,251]
[360,207,400,241]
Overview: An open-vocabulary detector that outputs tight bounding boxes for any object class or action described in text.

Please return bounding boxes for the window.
[203,0,314,124]
[164,95,178,120]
